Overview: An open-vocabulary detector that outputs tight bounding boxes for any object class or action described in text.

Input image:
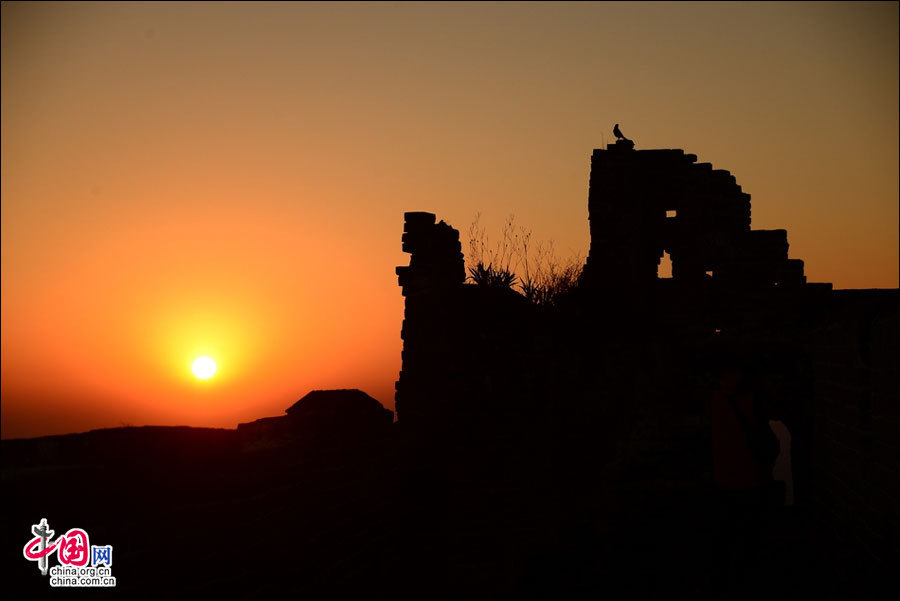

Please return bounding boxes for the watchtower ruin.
[583,142,807,290]
[393,141,898,578]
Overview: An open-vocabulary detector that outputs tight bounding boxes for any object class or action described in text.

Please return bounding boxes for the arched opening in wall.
[658,251,673,279]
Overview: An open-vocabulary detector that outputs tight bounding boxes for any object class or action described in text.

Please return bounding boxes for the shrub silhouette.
[466,214,582,306]
[468,261,518,289]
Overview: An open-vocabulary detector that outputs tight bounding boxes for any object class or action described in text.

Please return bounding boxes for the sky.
[2,2,898,439]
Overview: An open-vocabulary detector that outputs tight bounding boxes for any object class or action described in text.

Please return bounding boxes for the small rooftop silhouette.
[286,388,394,421]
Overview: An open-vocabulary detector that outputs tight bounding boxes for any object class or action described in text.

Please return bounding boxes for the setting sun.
[191,356,217,380]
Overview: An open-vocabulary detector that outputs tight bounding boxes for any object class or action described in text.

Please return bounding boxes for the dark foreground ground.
[2,421,895,601]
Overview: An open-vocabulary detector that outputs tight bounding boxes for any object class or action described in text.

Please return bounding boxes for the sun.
[191,356,217,379]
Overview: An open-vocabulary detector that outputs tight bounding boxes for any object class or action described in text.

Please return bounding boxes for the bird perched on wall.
[612,123,635,149]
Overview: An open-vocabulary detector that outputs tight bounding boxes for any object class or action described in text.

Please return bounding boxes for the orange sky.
[2,2,897,439]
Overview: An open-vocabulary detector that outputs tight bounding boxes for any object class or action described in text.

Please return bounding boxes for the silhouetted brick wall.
[395,212,466,426]
[806,291,900,571]
[583,143,805,290]
[394,146,899,576]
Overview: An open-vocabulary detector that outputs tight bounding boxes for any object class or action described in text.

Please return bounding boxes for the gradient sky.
[2,2,897,439]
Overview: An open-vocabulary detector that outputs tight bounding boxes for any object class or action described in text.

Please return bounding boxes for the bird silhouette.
[613,123,626,140]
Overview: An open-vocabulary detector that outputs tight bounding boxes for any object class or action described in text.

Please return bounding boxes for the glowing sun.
[191,356,217,379]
